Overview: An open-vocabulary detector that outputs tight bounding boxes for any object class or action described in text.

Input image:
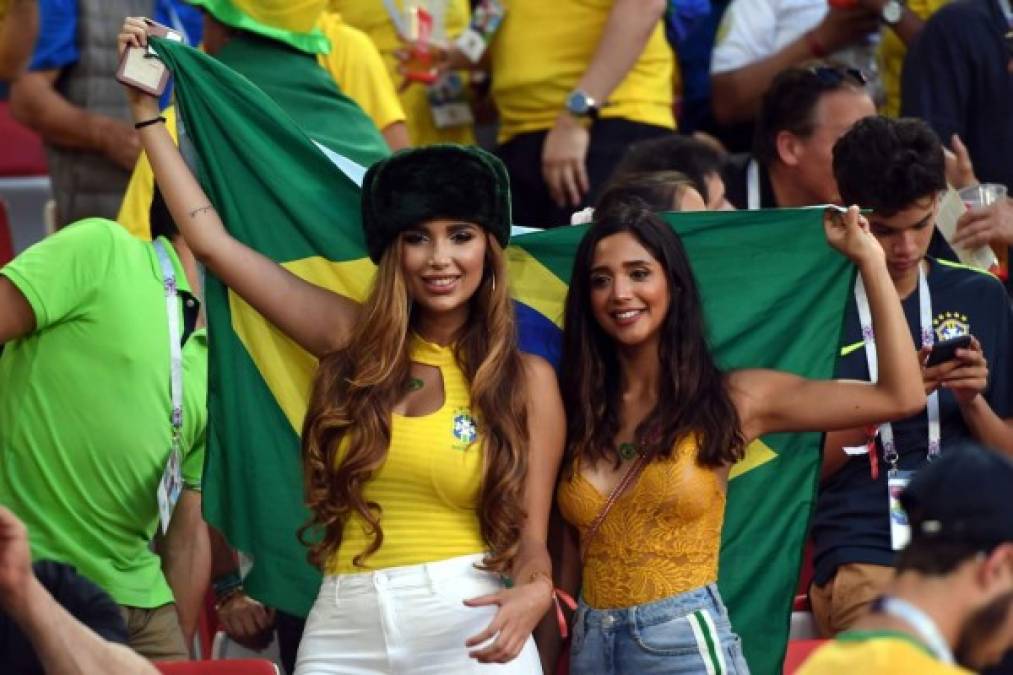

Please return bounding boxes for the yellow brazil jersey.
[327,334,487,574]
[329,0,474,146]
[316,12,406,132]
[797,632,973,675]
[879,0,949,117]
[489,0,676,144]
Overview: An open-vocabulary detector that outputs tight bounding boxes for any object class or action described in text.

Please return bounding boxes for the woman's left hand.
[463,579,553,663]
[823,204,884,268]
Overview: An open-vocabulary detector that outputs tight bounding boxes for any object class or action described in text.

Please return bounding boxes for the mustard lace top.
[326,335,486,574]
[557,436,725,608]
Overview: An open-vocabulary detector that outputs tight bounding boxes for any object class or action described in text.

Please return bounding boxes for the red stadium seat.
[0,199,12,266]
[0,102,47,177]
[783,639,827,674]
[155,660,279,675]
[790,539,818,638]
[794,539,814,608]
[193,587,220,659]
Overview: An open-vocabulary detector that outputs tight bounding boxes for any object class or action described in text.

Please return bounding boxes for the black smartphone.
[925,334,973,367]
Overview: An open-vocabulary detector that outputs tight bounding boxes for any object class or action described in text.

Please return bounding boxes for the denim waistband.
[578,583,725,631]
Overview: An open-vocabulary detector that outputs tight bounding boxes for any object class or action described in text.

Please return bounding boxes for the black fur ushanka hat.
[361,144,512,263]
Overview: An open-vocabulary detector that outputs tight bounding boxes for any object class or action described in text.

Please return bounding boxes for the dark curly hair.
[832,116,946,217]
[754,62,868,167]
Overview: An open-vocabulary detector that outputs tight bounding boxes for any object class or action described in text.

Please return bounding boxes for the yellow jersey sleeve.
[116,106,180,241]
[490,0,675,143]
[797,635,973,675]
[879,0,949,117]
[316,12,406,132]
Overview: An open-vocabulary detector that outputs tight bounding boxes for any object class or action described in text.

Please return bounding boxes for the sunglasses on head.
[807,65,869,87]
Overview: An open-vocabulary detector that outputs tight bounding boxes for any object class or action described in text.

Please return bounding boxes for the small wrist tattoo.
[189,205,214,219]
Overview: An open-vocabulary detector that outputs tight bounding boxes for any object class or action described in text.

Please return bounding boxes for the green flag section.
[151,36,389,620]
[154,38,853,674]
[509,211,852,674]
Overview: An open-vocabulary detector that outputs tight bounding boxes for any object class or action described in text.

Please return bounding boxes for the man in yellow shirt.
[878,0,948,118]
[488,0,677,228]
[315,10,409,150]
[330,0,474,146]
[799,445,1013,674]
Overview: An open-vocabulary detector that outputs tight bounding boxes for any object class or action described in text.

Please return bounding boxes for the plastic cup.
[959,183,1007,209]
[958,183,1009,280]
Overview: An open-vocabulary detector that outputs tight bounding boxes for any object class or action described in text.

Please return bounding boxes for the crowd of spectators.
[0,0,1011,673]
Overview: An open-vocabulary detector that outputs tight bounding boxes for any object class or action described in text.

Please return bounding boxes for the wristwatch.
[565,89,600,121]
[881,0,904,25]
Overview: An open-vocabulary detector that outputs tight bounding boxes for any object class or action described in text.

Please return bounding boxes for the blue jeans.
[570,584,750,675]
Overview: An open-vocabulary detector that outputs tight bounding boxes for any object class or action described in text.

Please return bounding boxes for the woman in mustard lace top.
[555,202,926,674]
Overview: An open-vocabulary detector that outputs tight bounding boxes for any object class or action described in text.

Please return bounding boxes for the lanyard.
[153,241,185,449]
[746,158,760,210]
[1000,0,1012,24]
[880,597,955,664]
[382,0,409,37]
[383,0,449,40]
[854,264,939,472]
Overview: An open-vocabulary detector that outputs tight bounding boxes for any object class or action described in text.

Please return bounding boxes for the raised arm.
[117,18,359,358]
[0,507,160,675]
[731,206,926,442]
[710,5,878,125]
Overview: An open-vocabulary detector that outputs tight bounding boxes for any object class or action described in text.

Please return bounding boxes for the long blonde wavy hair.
[299,235,529,573]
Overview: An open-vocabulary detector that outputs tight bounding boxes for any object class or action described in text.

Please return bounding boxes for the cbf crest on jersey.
[451,408,478,451]
[934,311,970,341]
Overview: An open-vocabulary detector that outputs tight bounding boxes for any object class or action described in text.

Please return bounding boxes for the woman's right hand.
[823,205,884,268]
[116,17,161,121]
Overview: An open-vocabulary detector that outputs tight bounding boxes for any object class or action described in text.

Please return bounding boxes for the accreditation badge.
[455,0,505,63]
[157,446,183,534]
[888,470,914,551]
[427,72,474,128]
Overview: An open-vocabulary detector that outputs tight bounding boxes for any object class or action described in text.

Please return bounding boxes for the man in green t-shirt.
[0,193,209,661]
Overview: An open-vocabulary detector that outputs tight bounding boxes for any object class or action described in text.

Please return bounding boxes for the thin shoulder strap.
[579,453,649,563]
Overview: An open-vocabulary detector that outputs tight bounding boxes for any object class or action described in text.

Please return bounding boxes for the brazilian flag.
[154,38,852,675]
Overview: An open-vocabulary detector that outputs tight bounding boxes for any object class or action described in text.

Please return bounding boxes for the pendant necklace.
[618,442,641,460]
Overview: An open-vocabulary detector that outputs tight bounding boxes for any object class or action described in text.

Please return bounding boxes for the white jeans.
[294,553,542,674]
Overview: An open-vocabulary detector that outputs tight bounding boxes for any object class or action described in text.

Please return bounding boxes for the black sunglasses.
[807,65,869,87]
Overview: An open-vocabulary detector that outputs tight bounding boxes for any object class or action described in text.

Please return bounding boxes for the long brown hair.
[299,236,530,573]
[560,203,744,469]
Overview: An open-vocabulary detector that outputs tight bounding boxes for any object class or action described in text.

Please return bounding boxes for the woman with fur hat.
[119,18,562,674]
